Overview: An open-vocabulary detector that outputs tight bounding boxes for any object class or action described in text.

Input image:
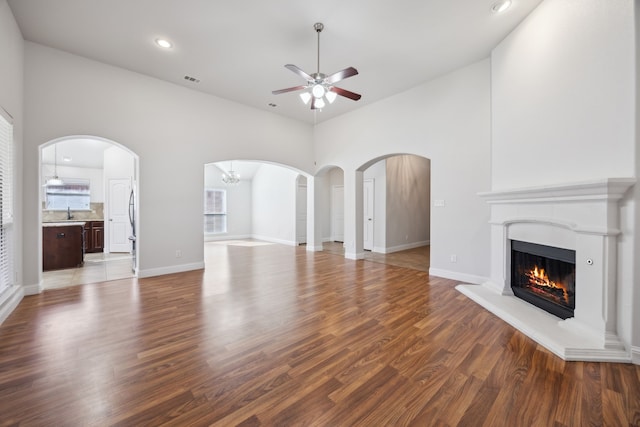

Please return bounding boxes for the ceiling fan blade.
[285,64,314,81]
[330,86,362,101]
[324,67,359,84]
[272,85,308,95]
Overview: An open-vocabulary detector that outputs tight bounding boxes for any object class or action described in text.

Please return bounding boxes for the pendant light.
[45,144,63,186]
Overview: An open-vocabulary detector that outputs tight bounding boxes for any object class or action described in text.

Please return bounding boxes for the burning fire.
[524,265,569,304]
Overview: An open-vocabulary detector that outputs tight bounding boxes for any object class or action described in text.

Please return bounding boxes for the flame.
[524,265,569,304]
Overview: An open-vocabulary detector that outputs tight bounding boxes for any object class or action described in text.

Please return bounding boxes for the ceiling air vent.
[184,75,201,83]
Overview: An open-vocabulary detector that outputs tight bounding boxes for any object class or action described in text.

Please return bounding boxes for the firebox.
[511,240,576,319]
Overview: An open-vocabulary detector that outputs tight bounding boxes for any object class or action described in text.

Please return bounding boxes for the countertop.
[42,221,87,227]
[42,219,104,227]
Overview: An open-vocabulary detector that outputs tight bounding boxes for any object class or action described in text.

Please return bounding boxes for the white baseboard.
[428,267,487,285]
[345,251,365,260]
[250,235,297,247]
[306,245,323,252]
[632,346,640,365]
[204,234,252,242]
[379,240,430,254]
[138,261,205,279]
[23,283,43,295]
[0,286,24,325]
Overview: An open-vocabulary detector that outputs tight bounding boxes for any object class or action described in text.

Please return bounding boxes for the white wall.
[385,155,430,251]
[491,0,637,359]
[204,164,252,240]
[103,145,134,181]
[22,42,314,284]
[315,59,491,282]
[491,0,635,189]
[634,0,640,365]
[0,0,24,315]
[251,164,298,245]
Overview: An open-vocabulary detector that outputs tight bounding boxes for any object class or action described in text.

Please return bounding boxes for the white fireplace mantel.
[457,178,635,362]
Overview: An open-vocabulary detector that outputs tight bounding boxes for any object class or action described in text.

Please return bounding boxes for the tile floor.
[42,252,135,290]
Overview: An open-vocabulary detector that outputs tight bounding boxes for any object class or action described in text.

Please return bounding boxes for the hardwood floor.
[323,242,430,272]
[1,241,638,426]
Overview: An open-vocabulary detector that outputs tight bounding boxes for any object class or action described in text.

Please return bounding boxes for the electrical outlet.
[434,199,446,207]
[450,254,457,263]
[175,249,182,258]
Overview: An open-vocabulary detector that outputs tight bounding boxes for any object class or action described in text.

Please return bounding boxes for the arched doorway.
[347,154,431,271]
[356,153,431,271]
[202,160,314,272]
[40,136,140,289]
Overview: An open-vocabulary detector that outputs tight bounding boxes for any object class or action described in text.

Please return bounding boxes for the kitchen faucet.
[67,206,74,220]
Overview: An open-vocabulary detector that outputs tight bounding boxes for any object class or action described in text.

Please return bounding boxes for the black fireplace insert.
[511,240,576,319]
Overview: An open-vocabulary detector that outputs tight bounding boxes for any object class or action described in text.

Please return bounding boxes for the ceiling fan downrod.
[314,22,323,76]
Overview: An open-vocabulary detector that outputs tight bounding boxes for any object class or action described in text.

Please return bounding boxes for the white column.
[344,170,364,259]
[305,175,323,252]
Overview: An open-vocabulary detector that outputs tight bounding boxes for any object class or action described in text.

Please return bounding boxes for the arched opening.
[356,153,431,271]
[40,136,139,289]
[313,165,345,256]
[202,160,313,269]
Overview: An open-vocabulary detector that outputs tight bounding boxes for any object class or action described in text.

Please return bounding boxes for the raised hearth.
[458,178,635,362]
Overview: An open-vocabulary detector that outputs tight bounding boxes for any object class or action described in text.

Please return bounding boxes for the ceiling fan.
[272,22,361,110]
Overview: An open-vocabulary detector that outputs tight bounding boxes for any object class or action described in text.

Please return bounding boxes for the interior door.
[331,185,344,242]
[296,179,307,244]
[109,179,132,253]
[363,179,374,250]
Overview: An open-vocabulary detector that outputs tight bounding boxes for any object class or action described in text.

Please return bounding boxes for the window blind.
[204,188,227,234]
[0,108,14,296]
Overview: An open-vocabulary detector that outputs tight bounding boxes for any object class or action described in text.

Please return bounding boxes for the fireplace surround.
[457,178,635,362]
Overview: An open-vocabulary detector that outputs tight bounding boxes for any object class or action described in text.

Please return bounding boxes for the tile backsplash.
[42,203,104,222]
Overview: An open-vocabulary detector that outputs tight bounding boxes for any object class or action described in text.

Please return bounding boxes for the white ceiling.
[8,0,543,125]
[41,138,113,169]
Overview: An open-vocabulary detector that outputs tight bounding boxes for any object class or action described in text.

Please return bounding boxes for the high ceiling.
[8,0,543,124]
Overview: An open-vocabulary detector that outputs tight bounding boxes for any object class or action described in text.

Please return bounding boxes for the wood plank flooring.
[0,241,638,426]
[323,242,430,272]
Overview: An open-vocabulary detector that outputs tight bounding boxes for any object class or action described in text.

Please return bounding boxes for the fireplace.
[456,178,635,362]
[511,240,575,319]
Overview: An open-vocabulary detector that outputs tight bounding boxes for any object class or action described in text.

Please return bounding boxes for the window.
[0,107,14,297]
[204,188,227,234]
[45,178,91,210]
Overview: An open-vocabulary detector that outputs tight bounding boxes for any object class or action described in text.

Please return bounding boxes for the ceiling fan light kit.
[272,22,361,111]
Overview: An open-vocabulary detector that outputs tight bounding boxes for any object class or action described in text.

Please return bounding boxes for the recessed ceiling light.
[491,0,512,13]
[155,38,172,49]
[62,156,72,162]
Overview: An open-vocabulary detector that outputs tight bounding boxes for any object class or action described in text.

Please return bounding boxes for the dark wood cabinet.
[43,225,84,271]
[84,221,104,253]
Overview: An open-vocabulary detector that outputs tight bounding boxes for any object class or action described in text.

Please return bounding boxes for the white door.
[296,179,307,244]
[363,179,374,250]
[109,179,131,253]
[331,185,344,242]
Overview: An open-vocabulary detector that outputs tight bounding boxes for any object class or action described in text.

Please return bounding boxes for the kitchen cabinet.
[83,221,104,253]
[43,224,84,271]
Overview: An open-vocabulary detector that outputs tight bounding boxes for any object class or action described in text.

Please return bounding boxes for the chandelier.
[222,163,240,185]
